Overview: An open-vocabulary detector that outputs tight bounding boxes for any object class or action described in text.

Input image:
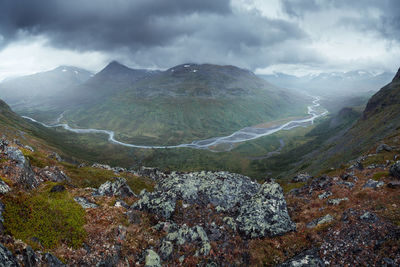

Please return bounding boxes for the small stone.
[318,191,332,199]
[74,197,98,209]
[114,200,129,209]
[387,181,400,188]
[376,144,392,153]
[307,214,334,228]
[50,185,66,193]
[48,152,62,162]
[144,249,161,267]
[363,179,385,189]
[0,179,11,194]
[359,211,378,223]
[126,210,141,224]
[327,198,349,205]
[277,248,325,266]
[292,173,312,183]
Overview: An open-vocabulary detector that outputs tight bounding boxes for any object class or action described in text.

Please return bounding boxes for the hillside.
[63,63,310,145]
[0,66,92,114]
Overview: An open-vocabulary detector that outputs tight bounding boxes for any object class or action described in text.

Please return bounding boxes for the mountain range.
[260,70,394,98]
[0,61,310,145]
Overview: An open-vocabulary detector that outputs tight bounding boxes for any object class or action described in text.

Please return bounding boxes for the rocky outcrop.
[236,181,296,238]
[0,244,20,267]
[3,146,39,189]
[38,166,71,183]
[133,171,295,238]
[94,177,136,198]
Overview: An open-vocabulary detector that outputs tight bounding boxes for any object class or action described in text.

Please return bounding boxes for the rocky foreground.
[0,137,399,266]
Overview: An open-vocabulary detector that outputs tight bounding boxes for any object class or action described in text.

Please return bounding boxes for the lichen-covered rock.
[4,147,39,189]
[48,152,62,162]
[38,166,71,182]
[359,211,378,223]
[74,197,98,209]
[390,161,400,179]
[277,249,325,267]
[132,189,176,219]
[132,167,167,181]
[22,246,37,267]
[94,177,136,198]
[0,179,11,194]
[236,181,296,238]
[132,171,259,218]
[164,224,211,256]
[159,240,173,260]
[0,244,20,267]
[307,214,334,228]
[92,163,112,170]
[144,249,161,267]
[363,179,384,189]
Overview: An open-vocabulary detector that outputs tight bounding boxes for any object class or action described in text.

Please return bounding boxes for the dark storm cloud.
[282,0,400,42]
[0,0,316,70]
[0,0,231,50]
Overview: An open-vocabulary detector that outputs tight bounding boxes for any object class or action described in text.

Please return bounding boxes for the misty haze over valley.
[0,1,399,266]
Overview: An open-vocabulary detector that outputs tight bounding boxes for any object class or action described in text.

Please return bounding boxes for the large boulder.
[94,177,136,198]
[390,161,400,179]
[236,181,296,238]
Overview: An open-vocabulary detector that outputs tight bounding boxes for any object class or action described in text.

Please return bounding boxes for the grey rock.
[5,147,39,189]
[22,246,37,267]
[159,240,173,260]
[133,171,259,218]
[0,200,5,232]
[44,253,65,267]
[292,173,312,183]
[38,166,71,183]
[0,244,20,267]
[277,249,325,267]
[363,179,385,189]
[24,145,34,152]
[91,163,112,170]
[382,257,396,267]
[114,200,129,209]
[94,177,136,198]
[236,181,296,238]
[387,180,400,188]
[74,197,98,209]
[144,249,161,267]
[318,191,332,199]
[133,167,166,181]
[327,197,349,205]
[0,179,11,194]
[112,167,125,173]
[390,161,400,179]
[307,214,334,228]
[50,185,66,193]
[359,211,378,223]
[376,144,393,153]
[48,152,62,162]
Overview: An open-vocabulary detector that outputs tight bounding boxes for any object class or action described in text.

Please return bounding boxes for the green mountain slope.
[64,63,309,145]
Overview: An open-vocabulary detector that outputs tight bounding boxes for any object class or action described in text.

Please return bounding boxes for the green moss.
[372,171,390,181]
[280,182,306,194]
[123,174,155,194]
[3,183,86,249]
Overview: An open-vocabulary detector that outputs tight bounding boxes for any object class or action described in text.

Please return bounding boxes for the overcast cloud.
[0,0,399,80]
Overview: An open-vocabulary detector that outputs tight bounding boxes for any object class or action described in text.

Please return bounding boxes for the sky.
[0,0,399,80]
